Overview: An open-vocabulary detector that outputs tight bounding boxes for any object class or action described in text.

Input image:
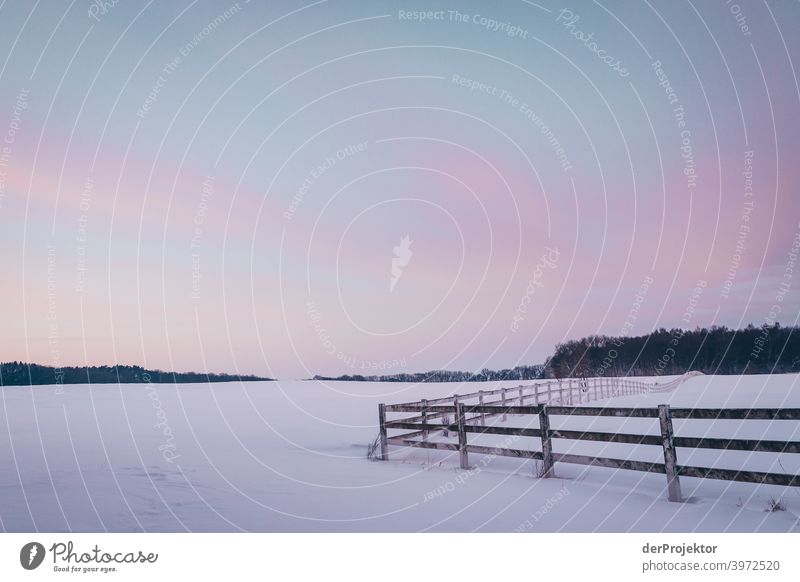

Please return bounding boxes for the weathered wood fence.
[377,373,800,502]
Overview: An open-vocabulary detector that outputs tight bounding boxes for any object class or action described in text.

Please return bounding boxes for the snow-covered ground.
[1,374,798,532]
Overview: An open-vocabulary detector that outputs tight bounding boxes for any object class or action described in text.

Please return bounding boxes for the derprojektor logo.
[20,542,46,570]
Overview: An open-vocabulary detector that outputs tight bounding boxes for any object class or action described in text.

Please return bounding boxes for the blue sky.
[1,1,798,378]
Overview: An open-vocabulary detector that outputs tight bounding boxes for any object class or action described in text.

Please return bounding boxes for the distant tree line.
[313,365,546,383]
[0,361,271,386]
[546,324,800,378]
[4,324,797,386]
[315,324,799,382]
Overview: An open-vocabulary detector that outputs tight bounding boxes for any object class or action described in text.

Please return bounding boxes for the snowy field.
[1,374,799,532]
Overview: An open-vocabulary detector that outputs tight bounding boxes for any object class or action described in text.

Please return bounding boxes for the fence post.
[538,404,554,478]
[547,381,552,403]
[568,378,574,405]
[594,378,599,401]
[445,396,458,438]
[478,391,485,426]
[378,403,389,461]
[658,404,682,502]
[421,398,428,441]
[501,387,507,421]
[519,386,524,406]
[457,402,469,469]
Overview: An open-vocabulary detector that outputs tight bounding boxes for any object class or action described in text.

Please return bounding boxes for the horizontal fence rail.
[376,372,800,502]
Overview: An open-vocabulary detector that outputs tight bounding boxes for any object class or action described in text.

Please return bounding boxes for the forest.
[0,362,271,386]
[545,323,799,378]
[3,324,796,386]
[319,324,799,382]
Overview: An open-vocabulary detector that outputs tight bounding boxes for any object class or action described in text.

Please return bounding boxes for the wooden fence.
[377,373,800,502]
